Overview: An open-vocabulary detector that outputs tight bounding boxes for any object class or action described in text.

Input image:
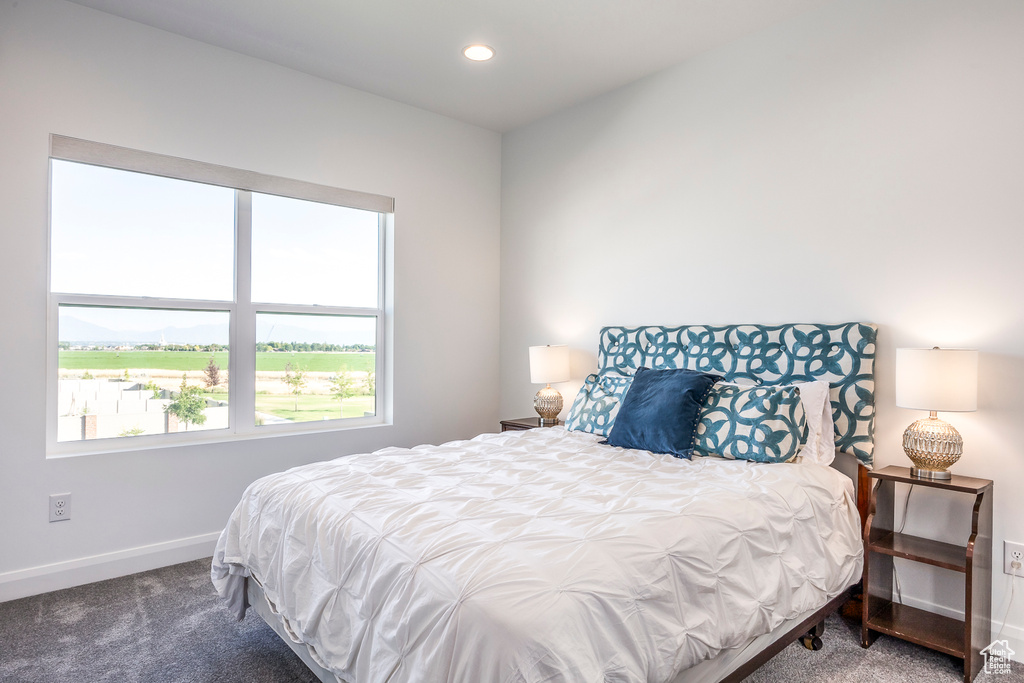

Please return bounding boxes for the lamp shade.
[895,348,978,412]
[529,345,570,384]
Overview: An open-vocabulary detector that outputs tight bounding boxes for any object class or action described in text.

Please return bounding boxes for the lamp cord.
[893,485,914,604]
[897,485,914,534]
[995,561,1020,643]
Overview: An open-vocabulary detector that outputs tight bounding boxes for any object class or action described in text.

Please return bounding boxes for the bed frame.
[250,322,878,683]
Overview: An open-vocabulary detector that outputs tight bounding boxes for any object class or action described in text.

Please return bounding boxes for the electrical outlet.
[1005,540,1024,575]
[49,493,71,523]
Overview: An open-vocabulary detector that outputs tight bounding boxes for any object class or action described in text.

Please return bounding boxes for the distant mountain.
[59,317,229,345]
[59,317,125,343]
[60,316,374,346]
[255,321,374,346]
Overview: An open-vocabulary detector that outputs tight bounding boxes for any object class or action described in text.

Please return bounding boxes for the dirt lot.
[57,369,373,395]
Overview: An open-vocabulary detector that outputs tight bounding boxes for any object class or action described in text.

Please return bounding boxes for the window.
[47,135,392,453]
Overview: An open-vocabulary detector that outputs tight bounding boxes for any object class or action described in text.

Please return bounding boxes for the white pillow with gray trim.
[791,380,835,466]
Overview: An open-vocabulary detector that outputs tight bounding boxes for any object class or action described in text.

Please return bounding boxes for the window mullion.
[232,190,256,435]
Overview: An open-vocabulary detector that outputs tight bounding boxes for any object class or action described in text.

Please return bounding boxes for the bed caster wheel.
[801,635,823,651]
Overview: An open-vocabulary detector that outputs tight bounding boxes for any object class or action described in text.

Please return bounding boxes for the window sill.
[46,416,391,459]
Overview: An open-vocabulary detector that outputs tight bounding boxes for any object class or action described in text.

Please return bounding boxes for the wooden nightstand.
[862,465,993,682]
[500,417,561,432]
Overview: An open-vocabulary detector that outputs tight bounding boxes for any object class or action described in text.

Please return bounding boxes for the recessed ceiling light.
[463,45,494,62]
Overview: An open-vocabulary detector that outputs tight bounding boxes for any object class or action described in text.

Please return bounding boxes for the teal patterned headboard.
[598,323,877,468]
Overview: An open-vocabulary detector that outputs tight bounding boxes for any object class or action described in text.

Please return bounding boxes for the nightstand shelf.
[866,531,968,572]
[861,465,993,683]
[865,601,966,658]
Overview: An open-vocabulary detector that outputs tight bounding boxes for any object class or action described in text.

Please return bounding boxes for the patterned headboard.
[598,323,877,468]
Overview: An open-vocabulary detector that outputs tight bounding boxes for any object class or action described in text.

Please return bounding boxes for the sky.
[51,160,235,300]
[251,192,378,308]
[59,307,376,346]
[51,159,381,347]
[50,160,379,307]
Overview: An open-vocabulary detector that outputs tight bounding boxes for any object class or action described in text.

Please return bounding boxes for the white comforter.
[212,427,862,683]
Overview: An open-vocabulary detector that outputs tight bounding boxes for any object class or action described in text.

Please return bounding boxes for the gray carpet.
[746,610,1023,683]
[0,560,315,683]
[0,559,1019,682]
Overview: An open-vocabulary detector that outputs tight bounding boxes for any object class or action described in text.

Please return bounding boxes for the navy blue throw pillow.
[604,368,721,458]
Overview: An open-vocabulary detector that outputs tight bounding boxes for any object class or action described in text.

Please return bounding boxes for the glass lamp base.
[910,467,952,480]
[903,414,961,482]
[534,385,563,423]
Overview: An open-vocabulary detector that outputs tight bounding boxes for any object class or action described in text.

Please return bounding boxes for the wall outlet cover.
[1004,540,1024,575]
[49,493,71,522]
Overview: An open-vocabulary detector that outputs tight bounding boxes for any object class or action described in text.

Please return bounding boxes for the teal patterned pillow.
[565,373,633,436]
[694,385,807,463]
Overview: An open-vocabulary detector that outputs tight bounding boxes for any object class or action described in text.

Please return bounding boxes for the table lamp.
[895,347,978,480]
[529,344,570,425]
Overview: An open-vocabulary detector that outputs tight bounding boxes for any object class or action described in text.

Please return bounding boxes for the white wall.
[0,0,501,598]
[501,0,1024,655]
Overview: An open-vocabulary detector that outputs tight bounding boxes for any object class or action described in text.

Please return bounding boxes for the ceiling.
[67,0,832,132]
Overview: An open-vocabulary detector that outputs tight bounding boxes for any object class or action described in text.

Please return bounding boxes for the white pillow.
[721,379,835,465]
[791,380,835,466]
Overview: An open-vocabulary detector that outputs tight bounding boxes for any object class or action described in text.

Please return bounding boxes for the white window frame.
[46,135,393,456]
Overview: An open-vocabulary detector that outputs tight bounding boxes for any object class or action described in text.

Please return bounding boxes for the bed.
[212,322,878,683]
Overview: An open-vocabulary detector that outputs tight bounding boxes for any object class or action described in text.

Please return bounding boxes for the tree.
[364,371,375,396]
[203,356,221,388]
[165,374,208,431]
[283,362,306,412]
[330,371,358,417]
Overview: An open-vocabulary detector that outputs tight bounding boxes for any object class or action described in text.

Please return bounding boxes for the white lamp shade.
[529,345,570,384]
[895,348,978,412]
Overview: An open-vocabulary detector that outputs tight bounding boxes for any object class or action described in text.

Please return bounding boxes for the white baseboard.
[0,532,220,603]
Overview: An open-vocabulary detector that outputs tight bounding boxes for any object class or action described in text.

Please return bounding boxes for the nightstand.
[862,465,993,683]
[500,417,561,432]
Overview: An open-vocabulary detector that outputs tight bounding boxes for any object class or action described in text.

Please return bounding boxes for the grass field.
[60,350,376,424]
[59,350,375,373]
[154,391,374,422]
[256,394,375,422]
